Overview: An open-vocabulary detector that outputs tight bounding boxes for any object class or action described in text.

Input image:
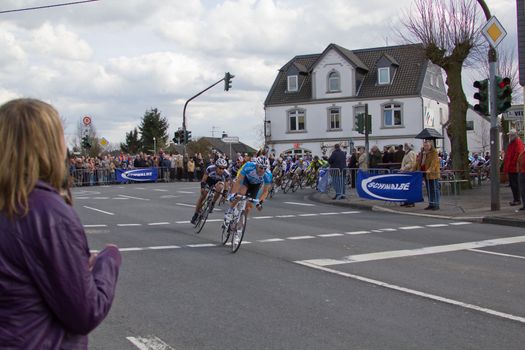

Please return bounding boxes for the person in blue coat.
[0,98,121,349]
[328,143,347,199]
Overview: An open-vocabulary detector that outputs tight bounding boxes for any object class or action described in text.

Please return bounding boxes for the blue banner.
[356,171,423,202]
[116,168,158,183]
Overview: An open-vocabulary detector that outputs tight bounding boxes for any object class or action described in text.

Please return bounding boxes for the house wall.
[312,49,354,99]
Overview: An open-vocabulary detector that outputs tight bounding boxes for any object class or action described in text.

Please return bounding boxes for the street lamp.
[153,137,156,155]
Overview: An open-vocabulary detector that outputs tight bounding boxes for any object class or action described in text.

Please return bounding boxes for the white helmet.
[215,158,228,168]
[255,156,269,170]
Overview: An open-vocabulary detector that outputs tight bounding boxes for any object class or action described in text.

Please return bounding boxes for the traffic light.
[172,130,180,144]
[355,114,372,135]
[185,130,192,142]
[495,76,512,114]
[473,79,489,116]
[224,72,234,91]
[81,135,91,149]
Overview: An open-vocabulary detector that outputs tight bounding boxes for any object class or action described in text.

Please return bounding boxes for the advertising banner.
[116,168,158,183]
[357,171,423,202]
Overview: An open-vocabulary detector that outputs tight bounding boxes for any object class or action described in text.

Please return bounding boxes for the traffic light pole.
[489,47,500,211]
[364,103,370,167]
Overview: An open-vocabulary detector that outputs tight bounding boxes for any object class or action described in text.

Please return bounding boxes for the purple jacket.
[0,181,121,349]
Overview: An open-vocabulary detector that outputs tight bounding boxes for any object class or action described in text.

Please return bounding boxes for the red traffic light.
[498,77,510,89]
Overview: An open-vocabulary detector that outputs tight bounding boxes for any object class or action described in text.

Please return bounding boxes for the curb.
[482,216,525,228]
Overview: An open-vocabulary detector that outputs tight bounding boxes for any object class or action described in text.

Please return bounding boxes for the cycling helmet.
[255,156,269,169]
[215,158,228,168]
[236,155,244,163]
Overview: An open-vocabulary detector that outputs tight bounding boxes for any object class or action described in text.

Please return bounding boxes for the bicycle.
[220,195,259,253]
[193,186,217,234]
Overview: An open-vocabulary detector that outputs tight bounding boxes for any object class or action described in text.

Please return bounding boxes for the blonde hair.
[0,98,66,217]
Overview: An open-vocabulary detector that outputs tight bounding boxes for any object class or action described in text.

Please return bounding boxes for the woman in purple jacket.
[0,98,121,349]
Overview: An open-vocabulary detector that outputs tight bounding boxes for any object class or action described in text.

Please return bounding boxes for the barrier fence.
[70,167,186,187]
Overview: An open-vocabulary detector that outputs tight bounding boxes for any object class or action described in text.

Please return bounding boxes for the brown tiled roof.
[264,43,427,106]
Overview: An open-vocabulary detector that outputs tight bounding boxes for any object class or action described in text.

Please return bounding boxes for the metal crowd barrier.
[323,168,391,196]
[70,167,173,187]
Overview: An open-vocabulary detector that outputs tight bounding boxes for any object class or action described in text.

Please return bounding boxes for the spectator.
[393,144,405,164]
[420,140,441,210]
[348,148,358,188]
[328,143,347,200]
[503,129,525,206]
[369,145,382,169]
[400,143,417,207]
[518,148,525,211]
[187,157,195,182]
[0,98,121,349]
[357,146,368,171]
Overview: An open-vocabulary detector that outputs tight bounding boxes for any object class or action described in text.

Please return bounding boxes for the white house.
[264,43,449,157]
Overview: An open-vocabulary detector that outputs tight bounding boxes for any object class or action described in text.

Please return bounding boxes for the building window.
[378,67,390,85]
[287,75,298,92]
[466,120,474,131]
[288,109,305,132]
[383,103,402,127]
[328,71,340,92]
[328,107,341,130]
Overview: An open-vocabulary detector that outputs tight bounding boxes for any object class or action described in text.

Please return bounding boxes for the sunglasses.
[217,166,226,170]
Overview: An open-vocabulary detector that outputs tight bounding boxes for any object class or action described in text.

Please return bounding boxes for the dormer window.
[328,71,340,92]
[287,75,298,92]
[378,67,390,85]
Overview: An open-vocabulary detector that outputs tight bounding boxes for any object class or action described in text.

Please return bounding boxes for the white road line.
[93,197,109,199]
[177,191,194,194]
[379,228,397,232]
[134,187,146,190]
[284,201,315,206]
[176,203,194,207]
[75,197,89,199]
[117,223,142,227]
[153,189,168,192]
[113,197,129,200]
[450,222,472,226]
[298,213,319,217]
[399,226,424,230]
[187,243,217,248]
[258,238,285,242]
[252,216,274,219]
[301,235,525,266]
[175,220,191,224]
[206,219,224,222]
[160,195,179,198]
[83,224,108,228]
[83,206,115,216]
[120,247,144,251]
[318,233,345,237]
[118,194,150,201]
[148,245,181,250]
[371,230,383,233]
[287,235,316,240]
[147,222,170,226]
[294,261,525,325]
[275,215,296,218]
[320,212,339,215]
[469,248,525,260]
[426,224,449,228]
[345,231,370,235]
[341,211,361,214]
[127,336,175,350]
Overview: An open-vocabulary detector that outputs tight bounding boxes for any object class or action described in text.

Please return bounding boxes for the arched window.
[328,71,340,92]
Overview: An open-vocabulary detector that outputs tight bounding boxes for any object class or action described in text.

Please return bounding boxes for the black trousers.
[509,172,520,202]
[520,173,525,206]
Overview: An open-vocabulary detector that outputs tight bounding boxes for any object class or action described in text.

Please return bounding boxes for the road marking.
[294,261,525,325]
[117,223,142,227]
[127,335,175,350]
[298,213,319,217]
[252,216,273,219]
[379,228,397,232]
[148,245,181,250]
[187,243,217,248]
[118,194,150,201]
[399,226,424,230]
[258,238,285,242]
[147,222,170,226]
[426,224,448,228]
[284,201,315,206]
[341,211,361,214]
[93,197,109,199]
[134,187,146,190]
[83,206,115,216]
[318,233,344,237]
[469,248,525,260]
[120,247,145,251]
[83,224,108,228]
[176,203,194,207]
[300,235,525,266]
[160,195,179,198]
[287,235,316,240]
[345,231,370,235]
[450,222,472,226]
[320,212,339,215]
[177,191,194,194]
[176,220,191,224]
[371,230,383,233]
[75,197,89,199]
[113,197,129,200]
[275,215,296,218]
[153,189,168,192]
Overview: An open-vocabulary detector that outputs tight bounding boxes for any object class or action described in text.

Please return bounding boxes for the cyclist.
[190,158,231,224]
[224,156,273,225]
[229,155,245,179]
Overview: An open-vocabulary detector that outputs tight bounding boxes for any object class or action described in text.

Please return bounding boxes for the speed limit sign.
[82,116,92,126]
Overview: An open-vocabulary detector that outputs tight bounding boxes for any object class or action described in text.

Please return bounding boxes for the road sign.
[481,16,507,48]
[82,116,92,126]
[100,137,109,146]
[222,136,239,143]
[503,105,524,121]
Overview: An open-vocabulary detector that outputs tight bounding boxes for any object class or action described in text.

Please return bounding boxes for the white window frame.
[327,107,341,130]
[288,109,306,132]
[378,67,390,85]
[287,75,298,92]
[327,71,341,92]
[382,102,403,128]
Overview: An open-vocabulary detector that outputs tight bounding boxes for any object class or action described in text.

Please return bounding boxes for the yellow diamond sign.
[482,16,507,48]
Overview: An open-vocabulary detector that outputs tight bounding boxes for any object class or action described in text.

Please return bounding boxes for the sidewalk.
[310,182,525,228]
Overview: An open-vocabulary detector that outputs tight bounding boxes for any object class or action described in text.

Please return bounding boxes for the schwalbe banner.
[356,171,423,202]
[116,168,158,183]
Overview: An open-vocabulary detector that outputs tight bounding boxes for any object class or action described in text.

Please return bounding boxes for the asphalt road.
[73,182,525,350]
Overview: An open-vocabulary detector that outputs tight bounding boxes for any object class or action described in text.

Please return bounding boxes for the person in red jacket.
[503,129,525,206]
[518,147,525,210]
[0,98,121,349]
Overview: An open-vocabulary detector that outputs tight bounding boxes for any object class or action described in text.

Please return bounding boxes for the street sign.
[481,16,507,48]
[100,137,109,146]
[82,116,92,126]
[222,136,239,143]
[503,105,524,121]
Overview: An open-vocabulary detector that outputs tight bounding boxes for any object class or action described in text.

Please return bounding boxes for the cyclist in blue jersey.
[224,156,273,224]
[191,158,231,224]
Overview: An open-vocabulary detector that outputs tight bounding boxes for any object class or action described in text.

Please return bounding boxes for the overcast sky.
[0,0,516,149]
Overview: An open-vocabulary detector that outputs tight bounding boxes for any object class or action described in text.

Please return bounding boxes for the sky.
[0,0,516,150]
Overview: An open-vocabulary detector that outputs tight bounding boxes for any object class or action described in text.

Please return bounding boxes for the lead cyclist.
[224,156,273,225]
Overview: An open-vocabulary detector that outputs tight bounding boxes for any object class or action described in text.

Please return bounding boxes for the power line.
[0,0,99,14]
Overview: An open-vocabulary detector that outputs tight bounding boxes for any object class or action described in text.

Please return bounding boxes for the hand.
[88,252,98,271]
[255,200,263,211]
[228,193,237,202]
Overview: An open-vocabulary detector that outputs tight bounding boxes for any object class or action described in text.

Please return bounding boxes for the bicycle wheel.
[220,221,230,245]
[291,179,299,192]
[194,200,210,234]
[231,210,247,253]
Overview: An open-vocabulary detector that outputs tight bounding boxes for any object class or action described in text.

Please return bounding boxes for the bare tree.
[399,0,485,180]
